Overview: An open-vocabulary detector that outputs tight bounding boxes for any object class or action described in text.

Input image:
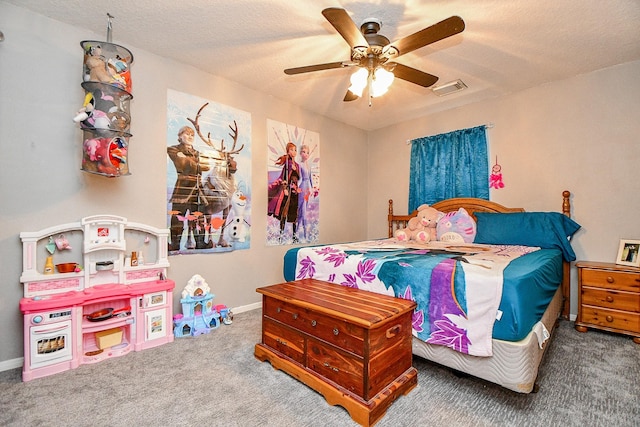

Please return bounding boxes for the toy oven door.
[29,320,73,369]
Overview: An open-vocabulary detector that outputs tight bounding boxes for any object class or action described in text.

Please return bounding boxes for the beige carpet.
[0,309,638,426]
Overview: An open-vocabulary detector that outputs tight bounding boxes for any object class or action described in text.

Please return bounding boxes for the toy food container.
[95,327,123,350]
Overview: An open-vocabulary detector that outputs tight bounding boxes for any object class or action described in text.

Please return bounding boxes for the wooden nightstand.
[575,261,640,344]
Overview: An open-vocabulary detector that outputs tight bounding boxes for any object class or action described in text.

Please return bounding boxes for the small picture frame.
[616,239,640,267]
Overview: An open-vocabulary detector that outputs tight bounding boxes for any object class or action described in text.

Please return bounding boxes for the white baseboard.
[232,301,261,314]
[0,357,23,372]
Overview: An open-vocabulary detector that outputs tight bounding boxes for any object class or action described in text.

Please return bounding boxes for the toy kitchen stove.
[24,307,74,371]
[19,215,175,381]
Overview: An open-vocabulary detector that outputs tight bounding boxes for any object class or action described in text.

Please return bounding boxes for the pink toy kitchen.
[19,215,175,381]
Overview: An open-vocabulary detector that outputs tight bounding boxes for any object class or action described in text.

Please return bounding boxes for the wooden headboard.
[387,190,573,319]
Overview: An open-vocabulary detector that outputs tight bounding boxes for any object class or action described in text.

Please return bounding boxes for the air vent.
[432,79,467,96]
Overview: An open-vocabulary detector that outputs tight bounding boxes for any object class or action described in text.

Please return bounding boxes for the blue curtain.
[408,125,489,212]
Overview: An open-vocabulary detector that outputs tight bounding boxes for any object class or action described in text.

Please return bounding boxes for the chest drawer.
[262,318,305,364]
[580,306,640,334]
[581,269,640,292]
[581,287,640,312]
[307,337,364,397]
[264,297,366,356]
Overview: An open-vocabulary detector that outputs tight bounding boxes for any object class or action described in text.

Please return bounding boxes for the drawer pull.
[276,307,281,313]
[606,276,614,283]
[323,362,340,372]
[606,296,614,303]
[292,313,298,320]
[311,320,317,327]
[333,328,339,336]
[276,338,288,346]
[386,324,401,338]
[605,315,614,323]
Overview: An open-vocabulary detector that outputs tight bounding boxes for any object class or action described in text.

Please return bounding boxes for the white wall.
[0,3,368,364]
[367,60,640,315]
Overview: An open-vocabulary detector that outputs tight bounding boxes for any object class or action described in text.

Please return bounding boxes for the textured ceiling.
[4,0,640,131]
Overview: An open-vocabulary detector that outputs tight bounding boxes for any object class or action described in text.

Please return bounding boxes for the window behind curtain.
[408,125,489,212]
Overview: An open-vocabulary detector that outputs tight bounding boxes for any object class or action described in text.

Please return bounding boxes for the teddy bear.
[395,204,444,243]
[84,54,114,85]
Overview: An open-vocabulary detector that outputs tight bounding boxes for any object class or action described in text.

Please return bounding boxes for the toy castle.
[173,274,232,338]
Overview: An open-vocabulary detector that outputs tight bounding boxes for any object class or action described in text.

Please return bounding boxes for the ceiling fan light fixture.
[432,79,467,96]
[371,68,394,97]
[348,68,369,97]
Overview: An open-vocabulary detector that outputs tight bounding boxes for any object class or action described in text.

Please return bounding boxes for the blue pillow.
[474,212,581,261]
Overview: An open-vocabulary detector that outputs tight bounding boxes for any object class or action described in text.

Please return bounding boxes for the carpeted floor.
[0,309,638,427]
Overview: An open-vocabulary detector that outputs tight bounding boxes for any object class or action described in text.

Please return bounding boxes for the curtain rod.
[406,122,494,144]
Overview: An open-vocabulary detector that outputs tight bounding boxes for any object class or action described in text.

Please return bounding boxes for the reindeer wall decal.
[167,102,245,251]
[188,103,245,248]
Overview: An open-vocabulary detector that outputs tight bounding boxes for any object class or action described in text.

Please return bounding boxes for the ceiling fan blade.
[322,8,368,49]
[343,90,359,102]
[284,61,350,75]
[390,63,439,88]
[382,16,465,59]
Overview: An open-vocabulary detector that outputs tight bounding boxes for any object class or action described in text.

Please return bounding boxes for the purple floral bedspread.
[293,240,538,356]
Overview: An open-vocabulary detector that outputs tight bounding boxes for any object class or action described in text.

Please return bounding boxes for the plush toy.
[74,87,131,132]
[395,204,444,243]
[436,208,477,243]
[84,54,114,85]
[82,136,128,176]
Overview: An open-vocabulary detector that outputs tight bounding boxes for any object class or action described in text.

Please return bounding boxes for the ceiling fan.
[284,8,465,103]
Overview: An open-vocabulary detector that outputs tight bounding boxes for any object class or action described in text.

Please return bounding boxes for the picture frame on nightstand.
[615,239,640,267]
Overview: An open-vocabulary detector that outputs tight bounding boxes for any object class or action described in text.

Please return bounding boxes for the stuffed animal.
[84,55,114,84]
[395,204,444,243]
[436,208,477,243]
[394,216,422,242]
[82,136,128,176]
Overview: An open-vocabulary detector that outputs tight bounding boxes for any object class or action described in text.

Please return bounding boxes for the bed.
[283,191,578,393]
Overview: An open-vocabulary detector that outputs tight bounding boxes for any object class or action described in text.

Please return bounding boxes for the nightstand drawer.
[580,306,640,333]
[581,287,640,312]
[581,269,640,292]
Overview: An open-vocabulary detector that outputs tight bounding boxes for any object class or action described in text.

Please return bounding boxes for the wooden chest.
[254,279,417,427]
[575,261,640,344]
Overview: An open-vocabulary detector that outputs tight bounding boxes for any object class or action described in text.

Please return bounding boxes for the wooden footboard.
[387,191,572,319]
